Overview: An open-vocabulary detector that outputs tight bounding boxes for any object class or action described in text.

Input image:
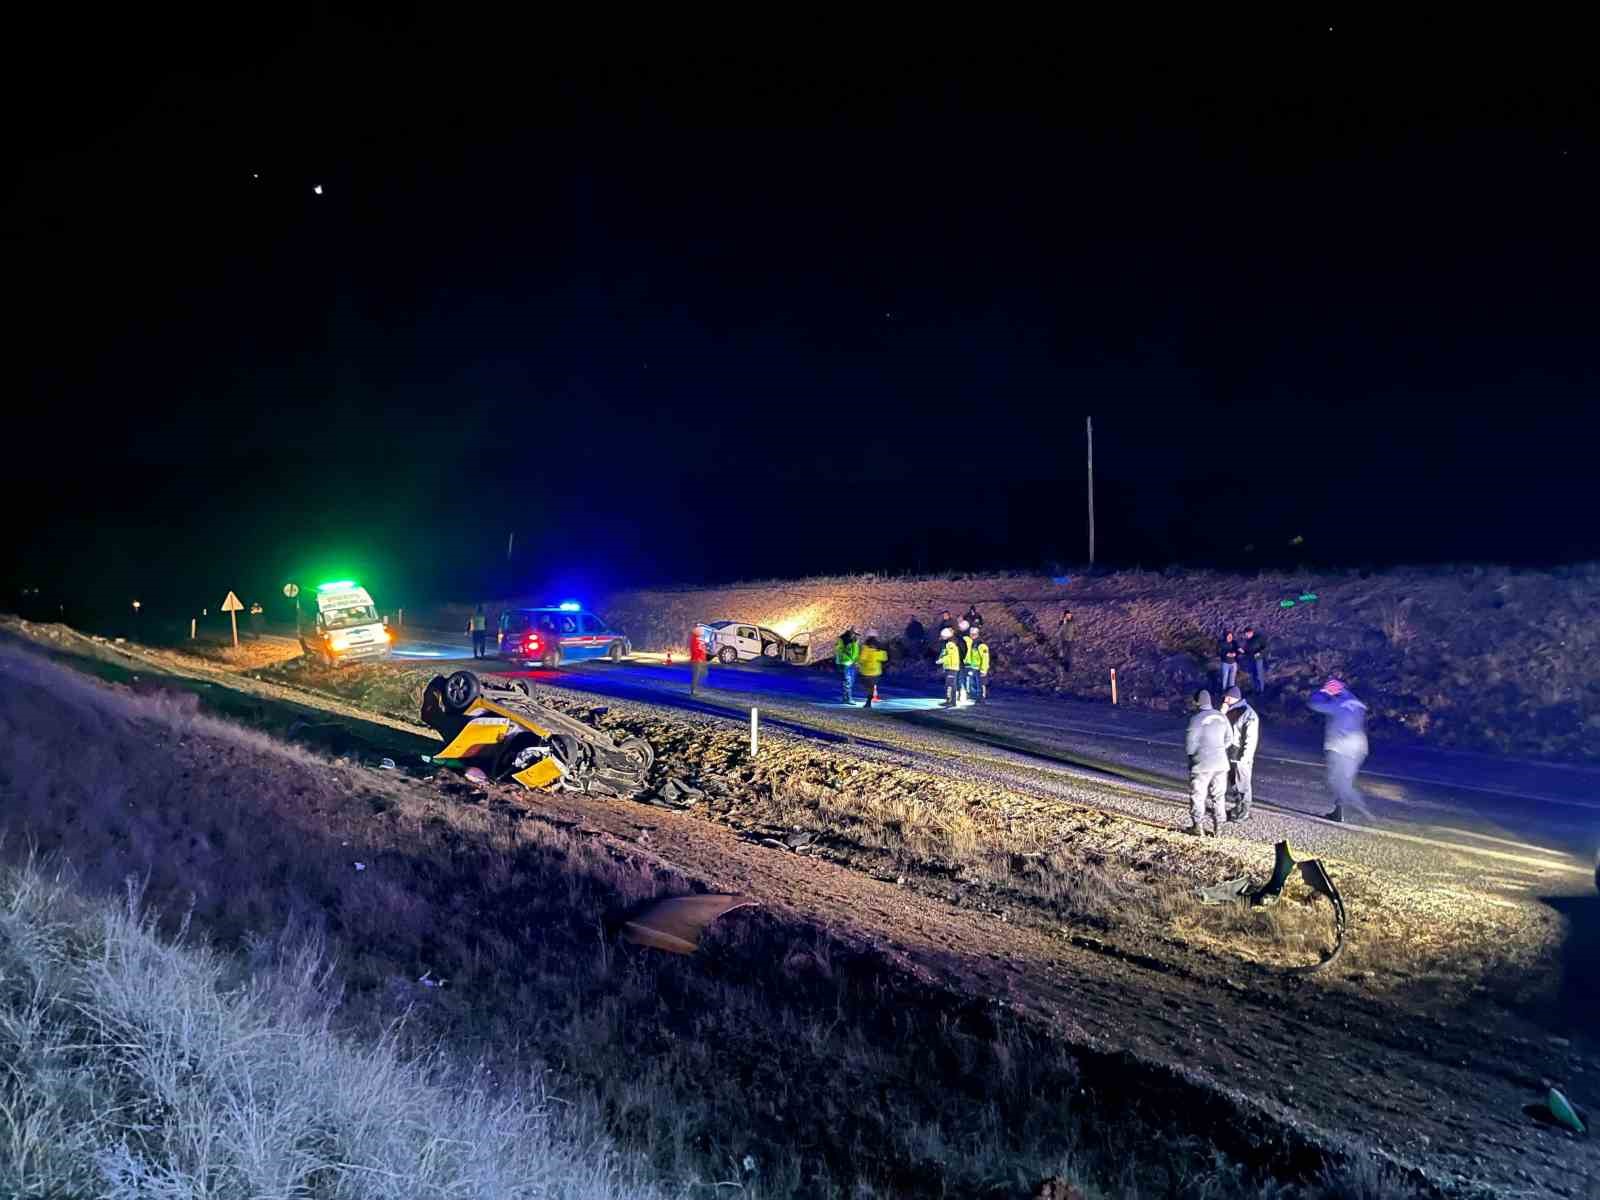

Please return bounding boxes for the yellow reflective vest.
[971,642,990,673]
[857,645,887,677]
[937,639,961,670]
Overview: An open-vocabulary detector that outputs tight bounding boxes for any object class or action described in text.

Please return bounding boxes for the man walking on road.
[1222,685,1259,821]
[1218,629,1240,690]
[834,628,861,705]
[936,627,962,708]
[1308,678,1370,823]
[1056,609,1076,671]
[248,602,264,640]
[1242,625,1267,692]
[1185,689,1236,835]
[469,605,488,658]
[688,625,708,697]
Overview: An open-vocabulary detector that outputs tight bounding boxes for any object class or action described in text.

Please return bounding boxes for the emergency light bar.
[317,580,357,591]
[558,601,582,611]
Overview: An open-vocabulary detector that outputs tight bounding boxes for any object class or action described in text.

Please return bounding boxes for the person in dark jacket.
[963,604,984,631]
[1217,629,1240,690]
[904,616,926,647]
[1242,626,1267,692]
[1056,608,1076,671]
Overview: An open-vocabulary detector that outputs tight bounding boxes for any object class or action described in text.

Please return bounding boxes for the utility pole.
[1086,416,1096,565]
[507,531,515,561]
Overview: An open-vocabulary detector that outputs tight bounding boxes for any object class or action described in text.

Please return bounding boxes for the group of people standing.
[1217,626,1268,692]
[1186,674,1370,834]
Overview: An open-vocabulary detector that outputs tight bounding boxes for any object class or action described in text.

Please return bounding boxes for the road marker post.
[190,618,196,640]
[1110,668,1118,705]
[750,707,760,756]
[221,591,244,648]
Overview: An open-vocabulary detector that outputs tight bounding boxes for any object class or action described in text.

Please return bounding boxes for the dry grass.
[0,859,657,1200]
[0,641,1450,1199]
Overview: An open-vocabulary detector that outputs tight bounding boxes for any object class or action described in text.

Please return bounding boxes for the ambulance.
[297,581,394,666]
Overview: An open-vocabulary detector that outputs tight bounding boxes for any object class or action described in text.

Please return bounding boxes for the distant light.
[131,600,141,611]
[317,580,356,591]
[558,601,582,611]
[252,172,259,179]
[313,184,323,195]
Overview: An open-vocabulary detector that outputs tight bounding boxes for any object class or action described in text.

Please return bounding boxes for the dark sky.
[6,14,1599,620]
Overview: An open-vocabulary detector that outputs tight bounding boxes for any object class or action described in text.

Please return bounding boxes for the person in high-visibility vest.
[468,605,488,658]
[935,627,962,708]
[834,628,861,704]
[971,630,991,704]
[961,627,986,704]
[856,632,888,708]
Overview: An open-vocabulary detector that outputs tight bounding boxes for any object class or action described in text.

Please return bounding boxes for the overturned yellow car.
[420,671,654,796]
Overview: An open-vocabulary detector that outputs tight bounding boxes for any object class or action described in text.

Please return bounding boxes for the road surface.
[390,628,1600,897]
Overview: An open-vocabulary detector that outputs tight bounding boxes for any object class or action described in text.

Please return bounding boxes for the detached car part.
[421,671,654,796]
[1195,839,1346,973]
[620,894,757,954]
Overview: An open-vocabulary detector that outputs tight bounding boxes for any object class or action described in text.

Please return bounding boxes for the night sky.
[7,14,1598,622]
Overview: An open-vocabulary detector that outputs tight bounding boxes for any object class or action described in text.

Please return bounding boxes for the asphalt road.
[391,629,1599,897]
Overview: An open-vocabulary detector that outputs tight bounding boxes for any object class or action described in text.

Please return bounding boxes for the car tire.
[442,670,481,713]
[607,641,624,663]
[542,647,562,670]
[616,736,654,772]
[718,646,738,664]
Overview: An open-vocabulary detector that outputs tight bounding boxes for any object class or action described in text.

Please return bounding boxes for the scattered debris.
[353,862,366,872]
[417,971,447,989]
[1195,841,1346,972]
[620,894,758,954]
[1548,1087,1588,1135]
[1032,1177,1088,1200]
[464,766,489,784]
[376,756,397,770]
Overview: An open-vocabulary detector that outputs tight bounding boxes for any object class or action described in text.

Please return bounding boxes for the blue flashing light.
[558,601,582,611]
[317,580,357,591]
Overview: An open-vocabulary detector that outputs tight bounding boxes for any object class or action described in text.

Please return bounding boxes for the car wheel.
[718,646,738,664]
[542,647,562,670]
[616,736,654,772]
[442,670,481,713]
[607,641,624,663]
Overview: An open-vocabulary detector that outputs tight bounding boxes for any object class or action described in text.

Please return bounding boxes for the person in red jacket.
[688,625,709,696]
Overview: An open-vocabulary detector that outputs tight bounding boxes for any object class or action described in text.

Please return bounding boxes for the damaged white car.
[699,621,815,666]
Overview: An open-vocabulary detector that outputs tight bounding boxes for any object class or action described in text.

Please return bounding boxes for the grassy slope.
[0,639,1450,1199]
[574,564,1600,760]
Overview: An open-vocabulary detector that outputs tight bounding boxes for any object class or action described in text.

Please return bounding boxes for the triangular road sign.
[221,591,244,612]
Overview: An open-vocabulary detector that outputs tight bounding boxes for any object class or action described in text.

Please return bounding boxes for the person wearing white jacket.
[1222,685,1259,821]
[1185,689,1237,835]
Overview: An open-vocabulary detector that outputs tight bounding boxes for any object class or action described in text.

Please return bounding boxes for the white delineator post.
[1110,667,1118,705]
[750,707,760,756]
[190,618,196,640]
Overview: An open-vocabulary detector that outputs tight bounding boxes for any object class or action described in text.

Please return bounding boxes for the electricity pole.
[1086,416,1095,565]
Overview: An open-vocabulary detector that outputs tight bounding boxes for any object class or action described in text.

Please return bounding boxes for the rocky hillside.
[591,565,1600,761]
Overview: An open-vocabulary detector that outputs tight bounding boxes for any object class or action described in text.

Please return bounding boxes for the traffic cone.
[666,651,673,666]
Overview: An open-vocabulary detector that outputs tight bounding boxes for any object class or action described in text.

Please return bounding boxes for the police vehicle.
[496,602,631,668]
